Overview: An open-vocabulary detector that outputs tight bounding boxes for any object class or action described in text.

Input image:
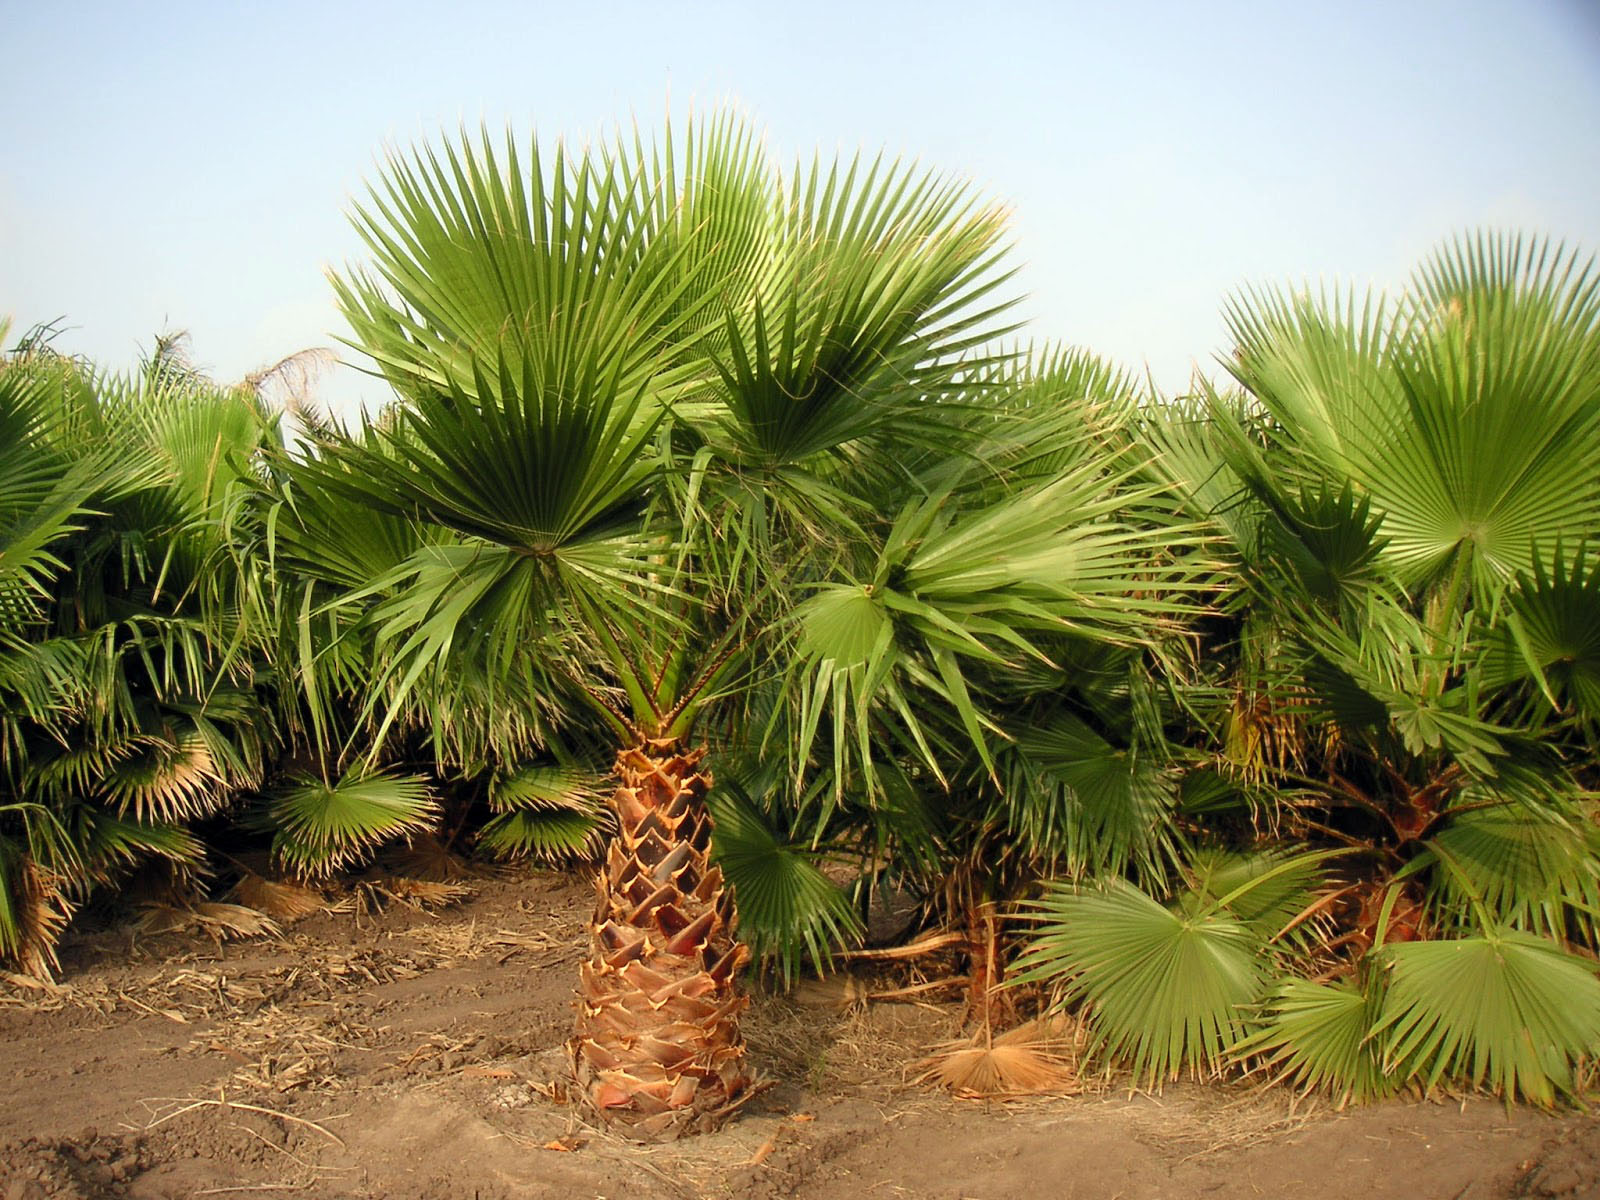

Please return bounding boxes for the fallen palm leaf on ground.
[915,1016,1081,1098]
[135,902,282,943]
[230,873,325,922]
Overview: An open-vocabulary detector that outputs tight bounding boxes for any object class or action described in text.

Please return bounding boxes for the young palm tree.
[289,114,1207,1137]
[0,327,283,976]
[1037,233,1600,1104]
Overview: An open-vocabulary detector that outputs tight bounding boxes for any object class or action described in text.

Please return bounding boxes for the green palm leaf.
[1483,550,1600,724]
[479,764,607,863]
[1429,798,1600,940]
[99,727,228,823]
[1233,977,1396,1105]
[1375,929,1600,1105]
[1013,879,1268,1084]
[1001,713,1179,879]
[269,769,439,878]
[1182,846,1328,946]
[709,788,863,986]
[1225,235,1600,595]
[711,151,1016,466]
[335,126,707,398]
[789,455,1209,794]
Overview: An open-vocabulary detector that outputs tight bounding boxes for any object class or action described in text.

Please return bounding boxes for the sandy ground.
[1,867,1596,1200]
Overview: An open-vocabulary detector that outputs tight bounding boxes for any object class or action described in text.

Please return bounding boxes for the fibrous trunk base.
[572,739,754,1139]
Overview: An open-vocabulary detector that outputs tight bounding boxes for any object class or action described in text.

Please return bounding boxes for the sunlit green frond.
[1429,798,1600,940]
[628,109,772,359]
[1013,879,1268,1084]
[1375,929,1600,1105]
[1234,977,1396,1105]
[711,151,1017,466]
[709,788,863,985]
[479,808,603,864]
[788,459,1209,795]
[294,352,661,562]
[269,443,442,591]
[0,367,104,624]
[1225,235,1600,594]
[334,124,711,398]
[1482,550,1600,725]
[269,769,439,878]
[1182,847,1329,947]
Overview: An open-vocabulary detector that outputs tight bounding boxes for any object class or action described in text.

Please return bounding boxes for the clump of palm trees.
[2,113,1596,1132]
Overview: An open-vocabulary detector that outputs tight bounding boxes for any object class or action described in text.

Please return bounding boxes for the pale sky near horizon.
[3,0,1598,416]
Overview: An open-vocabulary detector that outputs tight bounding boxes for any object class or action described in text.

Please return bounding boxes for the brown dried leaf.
[916,1018,1079,1098]
[379,877,471,910]
[232,872,324,921]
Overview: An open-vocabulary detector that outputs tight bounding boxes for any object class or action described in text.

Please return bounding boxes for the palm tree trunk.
[571,738,755,1139]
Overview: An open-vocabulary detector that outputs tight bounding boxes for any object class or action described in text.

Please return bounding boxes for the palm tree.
[0,325,283,976]
[286,113,1207,1137]
[1032,232,1600,1104]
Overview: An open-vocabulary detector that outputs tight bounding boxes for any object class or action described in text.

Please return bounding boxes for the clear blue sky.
[3,0,1598,413]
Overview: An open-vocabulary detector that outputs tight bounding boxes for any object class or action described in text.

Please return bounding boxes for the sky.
[3,0,1598,416]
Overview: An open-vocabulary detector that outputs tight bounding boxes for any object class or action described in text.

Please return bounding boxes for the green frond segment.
[1483,551,1600,726]
[1233,977,1397,1106]
[479,764,608,863]
[1182,847,1329,947]
[335,123,712,399]
[789,463,1209,795]
[1428,799,1600,941]
[1000,714,1179,880]
[709,789,863,986]
[269,769,440,879]
[712,150,1017,466]
[1013,879,1269,1085]
[75,807,204,878]
[1224,233,1600,595]
[1374,929,1600,1106]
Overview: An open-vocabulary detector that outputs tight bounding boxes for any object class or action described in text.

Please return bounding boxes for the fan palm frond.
[1013,879,1267,1085]
[1375,928,1600,1106]
[1182,846,1330,947]
[99,727,227,823]
[1428,797,1600,941]
[709,788,863,986]
[268,769,439,879]
[1000,713,1179,879]
[478,763,608,863]
[0,833,73,979]
[1483,549,1600,726]
[1233,976,1396,1106]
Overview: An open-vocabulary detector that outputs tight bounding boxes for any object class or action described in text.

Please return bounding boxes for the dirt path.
[2,869,1595,1199]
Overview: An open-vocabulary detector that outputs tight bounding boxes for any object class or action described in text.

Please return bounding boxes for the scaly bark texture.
[572,739,755,1139]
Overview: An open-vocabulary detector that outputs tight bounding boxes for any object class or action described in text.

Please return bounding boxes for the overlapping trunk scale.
[572,740,755,1138]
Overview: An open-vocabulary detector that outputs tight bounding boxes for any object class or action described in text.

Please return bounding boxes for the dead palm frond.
[365,876,471,910]
[1,860,74,982]
[230,871,325,922]
[135,901,281,942]
[385,832,478,881]
[915,1017,1080,1098]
